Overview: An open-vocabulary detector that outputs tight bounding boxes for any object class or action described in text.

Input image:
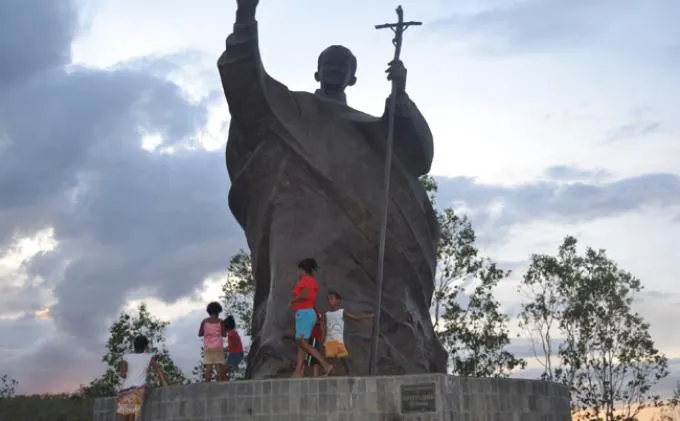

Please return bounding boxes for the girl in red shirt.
[290,258,333,377]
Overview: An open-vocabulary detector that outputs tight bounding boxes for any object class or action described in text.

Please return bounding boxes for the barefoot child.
[224,315,244,380]
[290,258,333,377]
[324,291,373,375]
[198,302,226,382]
[117,335,167,421]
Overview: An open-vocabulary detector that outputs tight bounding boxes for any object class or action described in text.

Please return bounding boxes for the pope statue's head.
[315,45,357,94]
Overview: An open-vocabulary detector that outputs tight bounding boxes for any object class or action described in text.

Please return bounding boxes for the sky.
[0,0,679,396]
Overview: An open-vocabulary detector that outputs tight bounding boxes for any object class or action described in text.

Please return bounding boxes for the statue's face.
[316,47,356,90]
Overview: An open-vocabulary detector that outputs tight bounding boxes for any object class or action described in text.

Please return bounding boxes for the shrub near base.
[0,394,93,421]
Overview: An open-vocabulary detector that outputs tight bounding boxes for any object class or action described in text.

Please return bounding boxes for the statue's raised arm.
[217,0,271,136]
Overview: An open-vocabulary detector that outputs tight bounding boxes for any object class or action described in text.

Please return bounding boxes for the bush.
[0,394,92,421]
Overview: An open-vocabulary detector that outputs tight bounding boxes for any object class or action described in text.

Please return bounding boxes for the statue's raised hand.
[236,0,259,13]
[235,0,258,22]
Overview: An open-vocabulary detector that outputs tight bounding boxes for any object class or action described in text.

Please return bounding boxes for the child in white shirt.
[324,291,372,374]
[117,335,168,421]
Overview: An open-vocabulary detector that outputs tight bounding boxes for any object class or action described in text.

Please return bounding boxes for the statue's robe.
[218,21,447,378]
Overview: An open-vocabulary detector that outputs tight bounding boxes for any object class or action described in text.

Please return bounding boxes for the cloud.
[605,121,663,144]
[543,165,610,182]
[431,0,603,53]
[435,171,680,241]
[0,316,53,361]
[0,277,53,316]
[10,332,99,394]
[0,0,243,385]
[430,0,680,56]
[0,0,76,90]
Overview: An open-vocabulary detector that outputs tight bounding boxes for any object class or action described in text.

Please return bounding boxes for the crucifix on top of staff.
[368,6,423,376]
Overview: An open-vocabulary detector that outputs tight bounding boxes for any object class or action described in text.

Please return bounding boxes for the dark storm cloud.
[0,0,76,90]
[0,0,241,355]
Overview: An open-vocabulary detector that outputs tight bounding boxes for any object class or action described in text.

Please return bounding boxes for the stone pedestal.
[94,374,571,420]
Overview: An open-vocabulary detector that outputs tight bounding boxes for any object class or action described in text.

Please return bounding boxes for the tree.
[517,237,577,381]
[221,249,255,337]
[519,236,668,420]
[191,249,255,381]
[419,173,438,205]
[81,303,186,397]
[659,383,680,421]
[420,175,525,377]
[0,374,17,398]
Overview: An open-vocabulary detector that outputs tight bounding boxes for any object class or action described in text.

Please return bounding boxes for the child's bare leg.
[298,339,333,374]
[204,364,212,382]
[312,364,320,377]
[292,344,306,377]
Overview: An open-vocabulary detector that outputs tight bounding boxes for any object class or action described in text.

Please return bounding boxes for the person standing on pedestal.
[323,291,373,375]
[224,315,245,380]
[289,259,333,377]
[199,302,226,382]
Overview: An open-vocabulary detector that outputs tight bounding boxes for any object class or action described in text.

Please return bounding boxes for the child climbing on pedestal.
[324,291,373,375]
[117,335,167,421]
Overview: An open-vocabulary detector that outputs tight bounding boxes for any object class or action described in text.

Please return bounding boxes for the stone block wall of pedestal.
[93,374,571,421]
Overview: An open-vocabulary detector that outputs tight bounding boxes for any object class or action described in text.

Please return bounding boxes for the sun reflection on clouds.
[0,228,58,273]
[122,274,226,323]
[140,132,163,151]
[138,103,228,154]
[194,102,230,152]
[0,229,59,320]
[35,307,51,320]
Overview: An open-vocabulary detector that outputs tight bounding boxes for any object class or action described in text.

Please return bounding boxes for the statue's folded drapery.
[218,22,447,378]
